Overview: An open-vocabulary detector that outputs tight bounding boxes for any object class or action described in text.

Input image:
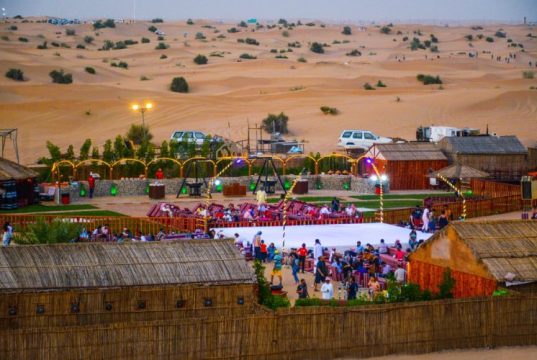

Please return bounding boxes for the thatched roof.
[0,157,38,181]
[0,240,256,292]
[439,136,527,155]
[368,143,447,161]
[427,164,489,179]
[449,221,537,282]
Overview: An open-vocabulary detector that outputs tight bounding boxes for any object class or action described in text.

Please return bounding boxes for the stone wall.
[69,175,375,200]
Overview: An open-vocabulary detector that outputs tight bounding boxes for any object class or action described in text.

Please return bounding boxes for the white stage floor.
[213,223,432,250]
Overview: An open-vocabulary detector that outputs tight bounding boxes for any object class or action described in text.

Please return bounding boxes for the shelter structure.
[0,240,257,331]
[438,136,528,181]
[408,220,537,297]
[364,143,448,190]
[0,157,38,209]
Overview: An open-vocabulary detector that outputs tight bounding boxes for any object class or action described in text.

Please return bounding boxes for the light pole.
[366,158,388,223]
[131,102,153,144]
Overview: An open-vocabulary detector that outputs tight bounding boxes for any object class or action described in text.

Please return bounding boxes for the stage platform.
[213,223,432,250]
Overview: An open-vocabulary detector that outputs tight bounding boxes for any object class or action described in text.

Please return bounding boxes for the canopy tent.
[213,223,432,250]
[427,163,489,179]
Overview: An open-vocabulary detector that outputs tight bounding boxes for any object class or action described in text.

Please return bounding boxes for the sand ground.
[0,19,536,164]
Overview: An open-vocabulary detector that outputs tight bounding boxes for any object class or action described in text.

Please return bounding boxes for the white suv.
[337,130,392,150]
[170,131,223,146]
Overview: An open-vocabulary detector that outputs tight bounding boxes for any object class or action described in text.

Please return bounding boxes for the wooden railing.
[471,178,520,198]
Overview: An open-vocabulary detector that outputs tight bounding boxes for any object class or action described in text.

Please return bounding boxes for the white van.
[337,130,392,150]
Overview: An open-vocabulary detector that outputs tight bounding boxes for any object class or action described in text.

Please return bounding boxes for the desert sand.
[0,18,536,165]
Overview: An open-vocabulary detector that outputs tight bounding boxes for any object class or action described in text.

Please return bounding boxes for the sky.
[1,0,535,22]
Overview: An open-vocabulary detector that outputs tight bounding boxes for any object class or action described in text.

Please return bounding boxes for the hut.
[0,157,39,209]
[438,136,528,181]
[0,240,257,330]
[427,164,489,190]
[364,143,448,190]
[408,220,537,297]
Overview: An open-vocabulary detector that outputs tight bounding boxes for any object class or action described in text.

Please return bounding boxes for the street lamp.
[366,158,388,223]
[131,102,153,144]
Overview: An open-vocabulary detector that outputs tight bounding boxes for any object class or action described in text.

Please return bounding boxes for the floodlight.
[380,175,388,182]
[131,104,139,111]
[370,175,378,181]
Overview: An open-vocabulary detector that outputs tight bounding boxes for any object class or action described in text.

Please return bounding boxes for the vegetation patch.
[85,67,96,74]
[417,74,442,85]
[5,68,24,81]
[49,69,72,84]
[320,106,339,115]
[170,77,189,93]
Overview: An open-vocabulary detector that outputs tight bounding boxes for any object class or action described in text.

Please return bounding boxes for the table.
[187,182,203,197]
[292,180,309,194]
[149,184,165,199]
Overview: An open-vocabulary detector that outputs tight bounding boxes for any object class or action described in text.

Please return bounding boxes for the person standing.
[394,264,407,284]
[296,278,309,299]
[314,256,328,292]
[88,172,96,199]
[347,276,359,300]
[270,249,283,286]
[297,243,308,273]
[2,222,13,246]
[290,251,300,284]
[155,168,164,180]
[422,206,430,232]
[321,278,334,300]
[253,231,262,261]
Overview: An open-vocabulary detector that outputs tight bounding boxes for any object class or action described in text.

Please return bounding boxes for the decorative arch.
[110,158,148,179]
[316,153,355,175]
[283,154,318,175]
[181,157,217,177]
[51,160,77,181]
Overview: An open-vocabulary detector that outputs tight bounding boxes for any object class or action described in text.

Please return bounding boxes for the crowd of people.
[233,233,418,301]
[408,204,451,233]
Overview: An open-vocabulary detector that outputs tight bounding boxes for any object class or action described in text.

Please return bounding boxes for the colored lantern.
[181,186,188,194]
[284,180,291,190]
[249,182,256,191]
[343,183,350,190]
[79,185,87,197]
[110,183,118,196]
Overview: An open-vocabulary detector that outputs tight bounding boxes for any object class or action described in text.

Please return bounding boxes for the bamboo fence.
[1,295,535,359]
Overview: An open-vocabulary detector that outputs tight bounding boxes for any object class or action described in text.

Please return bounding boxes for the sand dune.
[0,19,536,163]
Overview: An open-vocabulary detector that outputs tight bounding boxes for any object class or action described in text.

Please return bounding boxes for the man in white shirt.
[378,239,388,254]
[313,239,323,275]
[321,278,334,300]
[422,206,430,232]
[394,264,407,284]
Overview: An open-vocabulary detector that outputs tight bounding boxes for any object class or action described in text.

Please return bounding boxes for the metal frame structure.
[0,129,19,163]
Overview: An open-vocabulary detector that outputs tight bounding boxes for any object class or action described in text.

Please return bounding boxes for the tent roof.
[439,136,527,155]
[367,143,447,161]
[0,157,38,181]
[0,240,256,292]
[427,164,490,179]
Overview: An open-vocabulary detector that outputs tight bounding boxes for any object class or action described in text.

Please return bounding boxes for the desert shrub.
[151,18,164,23]
[124,39,138,45]
[155,42,169,50]
[430,45,439,52]
[157,36,164,41]
[305,22,315,27]
[111,61,128,69]
[85,66,96,74]
[9,25,18,31]
[5,68,24,81]
[363,82,375,90]
[148,25,157,32]
[1,35,9,41]
[380,26,391,34]
[417,74,442,85]
[65,28,76,36]
[282,30,289,37]
[227,27,239,33]
[238,20,248,28]
[261,112,289,134]
[60,42,70,48]
[101,40,114,50]
[522,71,534,79]
[193,54,208,65]
[140,75,150,81]
[244,37,259,45]
[239,53,256,59]
[376,80,386,87]
[320,106,338,115]
[51,41,60,47]
[160,54,167,59]
[83,35,94,44]
[195,32,206,40]
[430,34,438,43]
[476,34,484,39]
[424,40,431,47]
[333,40,341,44]
[141,37,150,43]
[402,36,408,41]
[18,37,28,42]
[410,37,425,50]
[275,55,288,59]
[170,77,189,93]
[485,37,494,42]
[342,26,352,35]
[186,18,194,25]
[464,34,473,41]
[471,25,483,30]
[310,42,324,54]
[270,49,277,53]
[49,69,73,84]
[76,44,85,49]
[93,19,115,30]
[297,57,307,63]
[346,49,361,56]
[36,41,47,49]
[288,41,301,48]
[237,38,245,43]
[495,30,506,38]
[113,41,127,50]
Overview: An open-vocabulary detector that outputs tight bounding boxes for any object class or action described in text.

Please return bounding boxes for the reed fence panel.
[1,295,535,359]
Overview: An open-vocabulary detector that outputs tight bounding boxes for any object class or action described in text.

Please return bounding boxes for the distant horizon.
[2,0,536,23]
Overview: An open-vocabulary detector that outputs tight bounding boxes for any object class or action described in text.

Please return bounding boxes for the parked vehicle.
[416,126,481,142]
[337,130,392,150]
[170,131,223,146]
